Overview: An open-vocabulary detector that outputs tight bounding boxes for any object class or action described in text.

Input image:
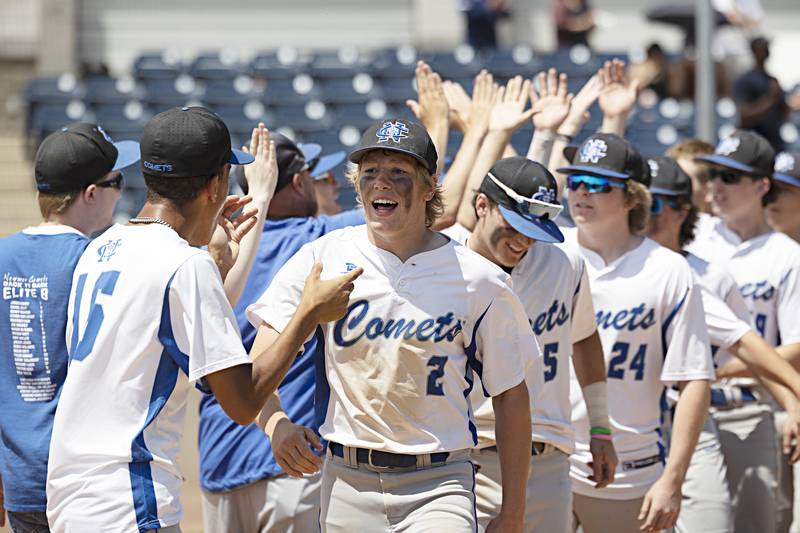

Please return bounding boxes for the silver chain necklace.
[129,216,176,232]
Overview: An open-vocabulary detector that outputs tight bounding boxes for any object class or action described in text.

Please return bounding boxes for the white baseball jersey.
[686,253,751,368]
[444,223,596,454]
[47,224,250,532]
[247,225,537,453]
[686,215,800,348]
[561,228,714,500]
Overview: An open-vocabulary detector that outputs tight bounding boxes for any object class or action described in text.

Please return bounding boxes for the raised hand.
[271,418,324,477]
[209,195,259,279]
[598,58,639,119]
[299,263,363,324]
[241,123,278,202]
[530,68,573,133]
[489,75,535,133]
[442,80,472,133]
[406,61,449,131]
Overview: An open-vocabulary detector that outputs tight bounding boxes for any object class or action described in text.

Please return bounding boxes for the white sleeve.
[168,253,250,383]
[660,273,715,383]
[701,284,751,350]
[469,286,539,396]
[246,241,315,335]
[440,222,471,245]
[570,264,597,343]
[777,260,800,345]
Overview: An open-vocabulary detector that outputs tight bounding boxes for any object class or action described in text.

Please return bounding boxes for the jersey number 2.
[71,271,120,362]
[426,356,448,395]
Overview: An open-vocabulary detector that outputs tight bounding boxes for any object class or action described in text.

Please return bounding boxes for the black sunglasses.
[709,168,750,185]
[95,173,124,190]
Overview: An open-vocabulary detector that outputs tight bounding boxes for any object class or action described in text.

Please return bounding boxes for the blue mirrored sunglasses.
[650,196,682,215]
[566,174,626,194]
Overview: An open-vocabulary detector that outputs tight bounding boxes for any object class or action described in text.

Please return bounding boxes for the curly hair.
[345,154,443,228]
[625,180,652,235]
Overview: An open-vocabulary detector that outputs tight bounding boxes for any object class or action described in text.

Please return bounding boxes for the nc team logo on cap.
[648,159,660,178]
[532,186,557,204]
[376,120,410,144]
[579,139,608,163]
[716,136,741,156]
[776,152,795,173]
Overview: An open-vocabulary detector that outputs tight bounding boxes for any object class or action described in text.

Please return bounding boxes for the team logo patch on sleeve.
[376,121,410,144]
[97,239,122,262]
[716,136,740,156]
[579,139,608,163]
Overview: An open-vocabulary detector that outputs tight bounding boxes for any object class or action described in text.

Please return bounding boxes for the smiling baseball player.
[444,156,617,533]
[559,133,714,533]
[246,118,537,533]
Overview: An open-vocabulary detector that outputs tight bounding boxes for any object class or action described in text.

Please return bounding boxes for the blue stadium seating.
[190,51,246,80]
[84,76,140,105]
[133,52,184,80]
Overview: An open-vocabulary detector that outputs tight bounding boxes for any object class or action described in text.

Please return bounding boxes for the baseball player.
[665,139,716,215]
[687,130,800,533]
[45,107,359,532]
[646,155,800,533]
[559,133,714,533]
[0,124,138,533]
[444,156,617,533]
[767,151,800,244]
[246,118,537,532]
[198,133,364,533]
[300,143,347,216]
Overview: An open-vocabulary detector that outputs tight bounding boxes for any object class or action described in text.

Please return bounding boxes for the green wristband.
[590,426,612,436]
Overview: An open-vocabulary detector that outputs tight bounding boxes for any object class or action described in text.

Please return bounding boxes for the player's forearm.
[257,391,289,438]
[550,116,588,197]
[663,379,710,485]
[434,130,485,230]
[732,332,800,398]
[526,130,556,166]
[492,381,531,522]
[572,331,607,387]
[600,114,626,137]
[777,343,800,369]
[223,194,272,306]
[426,121,449,177]
[456,130,511,230]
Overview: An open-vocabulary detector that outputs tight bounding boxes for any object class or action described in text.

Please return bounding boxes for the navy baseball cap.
[480,156,564,243]
[695,130,775,177]
[35,123,140,193]
[271,133,317,193]
[559,133,648,185]
[774,151,800,188]
[140,106,253,178]
[348,118,438,175]
[647,156,693,197]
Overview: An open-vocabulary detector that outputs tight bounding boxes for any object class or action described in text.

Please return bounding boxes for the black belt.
[329,442,450,469]
[622,454,661,471]
[484,441,547,456]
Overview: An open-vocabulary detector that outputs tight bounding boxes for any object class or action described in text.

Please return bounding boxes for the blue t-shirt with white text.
[0,227,88,512]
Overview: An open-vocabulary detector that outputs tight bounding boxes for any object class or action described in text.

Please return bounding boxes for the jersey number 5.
[70,271,120,362]
[543,342,558,382]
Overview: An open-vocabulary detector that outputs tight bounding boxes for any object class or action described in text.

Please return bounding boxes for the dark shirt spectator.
[734,37,789,150]
[554,0,594,49]
[460,0,511,51]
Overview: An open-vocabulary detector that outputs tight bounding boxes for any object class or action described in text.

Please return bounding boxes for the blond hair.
[666,139,715,160]
[625,180,652,235]
[37,191,78,219]
[345,157,444,228]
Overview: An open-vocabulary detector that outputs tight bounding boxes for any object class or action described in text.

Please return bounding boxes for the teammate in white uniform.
[646,155,800,533]
[558,133,714,533]
[767,151,800,244]
[687,130,800,533]
[46,107,358,532]
[443,156,617,533]
[248,118,537,533]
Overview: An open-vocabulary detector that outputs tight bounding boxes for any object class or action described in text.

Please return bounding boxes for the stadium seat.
[213,101,275,136]
[427,46,481,80]
[309,48,368,79]
[93,102,151,138]
[23,75,83,106]
[317,74,379,105]
[141,76,201,107]
[381,78,417,105]
[485,46,543,78]
[250,47,305,80]
[202,76,264,106]
[133,51,184,80]
[190,51,246,80]
[370,46,418,80]
[84,76,140,106]
[262,75,318,105]
[273,100,333,133]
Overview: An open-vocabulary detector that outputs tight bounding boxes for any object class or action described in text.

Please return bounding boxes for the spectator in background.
[734,37,789,151]
[712,0,764,75]
[629,43,672,99]
[554,0,594,49]
[460,0,511,51]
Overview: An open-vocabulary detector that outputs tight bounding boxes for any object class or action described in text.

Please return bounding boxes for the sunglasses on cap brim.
[650,196,682,215]
[567,174,626,194]
[486,172,563,221]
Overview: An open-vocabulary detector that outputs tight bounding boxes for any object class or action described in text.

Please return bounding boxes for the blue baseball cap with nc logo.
[348,118,438,175]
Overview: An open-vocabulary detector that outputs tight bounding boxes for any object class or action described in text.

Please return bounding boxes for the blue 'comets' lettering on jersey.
[530,299,570,335]
[333,299,463,347]
[595,304,656,331]
[739,280,776,301]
